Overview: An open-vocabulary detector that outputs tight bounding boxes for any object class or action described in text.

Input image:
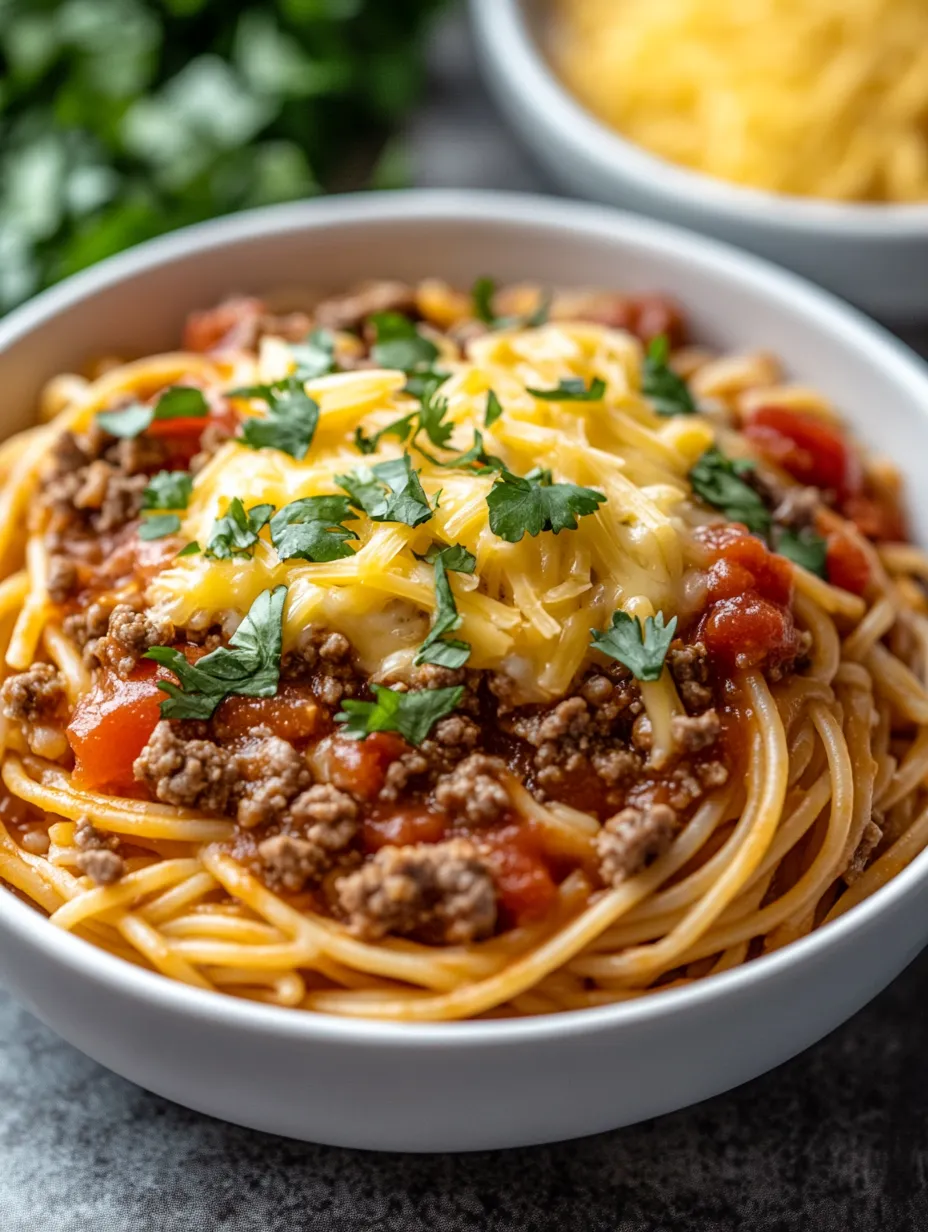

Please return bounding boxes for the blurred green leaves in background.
[0,0,446,310]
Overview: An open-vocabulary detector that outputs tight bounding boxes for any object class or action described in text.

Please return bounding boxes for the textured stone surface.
[3,9,928,1230]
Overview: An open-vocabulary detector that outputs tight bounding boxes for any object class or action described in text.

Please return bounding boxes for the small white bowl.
[470,0,928,320]
[2,191,928,1152]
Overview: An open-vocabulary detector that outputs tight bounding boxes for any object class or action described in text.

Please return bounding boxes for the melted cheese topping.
[148,322,714,704]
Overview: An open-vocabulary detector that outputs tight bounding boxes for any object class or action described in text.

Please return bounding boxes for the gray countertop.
[3,11,928,1230]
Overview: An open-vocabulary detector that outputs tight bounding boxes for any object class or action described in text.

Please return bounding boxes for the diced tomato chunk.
[68,665,163,791]
[216,685,320,743]
[700,594,799,670]
[362,806,449,852]
[841,493,906,544]
[481,823,558,928]
[183,297,263,353]
[825,530,871,595]
[744,407,862,500]
[324,732,408,802]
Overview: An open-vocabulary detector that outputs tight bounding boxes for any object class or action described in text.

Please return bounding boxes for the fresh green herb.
[485,390,504,428]
[142,470,193,512]
[232,376,319,461]
[269,496,358,563]
[641,335,696,417]
[0,3,446,314]
[336,683,464,746]
[591,611,678,682]
[96,386,208,438]
[404,370,450,401]
[471,277,550,330]
[205,498,274,561]
[369,311,439,372]
[145,585,287,722]
[776,527,828,577]
[415,428,506,474]
[689,447,772,536]
[526,377,607,403]
[177,541,201,558]
[288,329,337,381]
[138,514,181,541]
[486,467,606,543]
[337,454,433,528]
[414,544,477,670]
[354,415,417,457]
[354,371,453,457]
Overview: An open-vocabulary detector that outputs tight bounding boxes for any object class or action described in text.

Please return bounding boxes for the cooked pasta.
[0,276,924,1022]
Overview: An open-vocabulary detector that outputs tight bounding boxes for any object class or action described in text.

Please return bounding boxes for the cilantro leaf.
[527,377,607,402]
[414,544,477,669]
[486,467,606,542]
[288,329,337,381]
[146,586,287,721]
[369,311,439,372]
[97,386,209,439]
[232,376,319,461]
[177,542,201,558]
[205,498,274,560]
[591,611,678,682]
[336,683,464,746]
[416,428,506,474]
[641,335,696,417]
[404,370,450,401]
[269,496,358,562]
[485,390,504,428]
[142,470,193,512]
[354,414,417,456]
[776,527,828,577]
[689,448,772,536]
[471,277,551,330]
[138,514,181,541]
[336,454,433,528]
[354,374,452,457]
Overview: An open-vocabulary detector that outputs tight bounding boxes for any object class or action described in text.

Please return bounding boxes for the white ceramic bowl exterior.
[2,192,928,1151]
[469,0,928,320]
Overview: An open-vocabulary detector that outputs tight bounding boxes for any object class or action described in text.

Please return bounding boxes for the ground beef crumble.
[255,785,359,893]
[94,605,174,680]
[233,732,311,829]
[433,754,510,825]
[133,721,236,814]
[597,804,677,887]
[335,838,497,945]
[0,664,66,725]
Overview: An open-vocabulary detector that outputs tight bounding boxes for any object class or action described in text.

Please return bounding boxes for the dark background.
[3,11,928,1230]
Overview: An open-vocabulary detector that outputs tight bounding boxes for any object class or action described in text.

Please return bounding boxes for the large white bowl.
[2,191,928,1152]
[470,0,928,320]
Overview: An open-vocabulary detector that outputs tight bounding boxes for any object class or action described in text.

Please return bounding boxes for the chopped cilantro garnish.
[336,454,433,527]
[689,447,772,536]
[526,377,607,402]
[404,370,450,401]
[336,683,464,746]
[269,496,358,563]
[369,311,439,372]
[142,470,193,512]
[145,585,287,722]
[591,610,677,682]
[641,335,696,417]
[486,467,606,543]
[471,277,550,330]
[177,541,201,558]
[138,514,181,541]
[205,498,274,560]
[776,527,828,577]
[414,544,477,670]
[288,329,337,381]
[231,376,319,461]
[96,386,209,439]
[485,389,504,428]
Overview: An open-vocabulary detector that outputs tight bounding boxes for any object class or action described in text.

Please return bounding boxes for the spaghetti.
[0,277,925,1021]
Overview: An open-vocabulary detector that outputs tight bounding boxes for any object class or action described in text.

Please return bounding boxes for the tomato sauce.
[68,664,164,791]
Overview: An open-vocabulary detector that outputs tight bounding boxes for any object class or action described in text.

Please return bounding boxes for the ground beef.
[76,848,125,885]
[597,804,677,887]
[379,750,431,803]
[336,838,497,944]
[74,817,120,852]
[46,555,78,604]
[94,605,174,679]
[670,709,721,755]
[256,784,359,893]
[313,280,417,332]
[190,421,233,473]
[233,733,311,829]
[0,664,66,724]
[668,643,713,712]
[104,435,167,476]
[133,721,235,814]
[283,627,362,708]
[433,754,510,825]
[773,487,820,531]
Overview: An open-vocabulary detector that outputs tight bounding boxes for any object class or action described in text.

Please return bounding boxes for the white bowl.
[2,191,928,1152]
[470,0,928,320]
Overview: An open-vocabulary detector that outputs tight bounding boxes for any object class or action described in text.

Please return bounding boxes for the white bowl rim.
[470,0,928,235]
[2,187,928,1047]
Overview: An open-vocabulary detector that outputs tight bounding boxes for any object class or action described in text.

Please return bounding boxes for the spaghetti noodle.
[0,277,925,1021]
